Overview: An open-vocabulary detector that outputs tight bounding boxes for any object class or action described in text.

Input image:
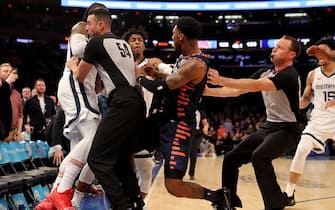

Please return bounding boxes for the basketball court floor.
[145,156,335,210]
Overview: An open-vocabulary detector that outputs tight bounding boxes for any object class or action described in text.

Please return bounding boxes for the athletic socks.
[57,163,82,193]
[71,189,85,208]
[285,182,296,197]
[52,176,63,191]
[78,164,94,185]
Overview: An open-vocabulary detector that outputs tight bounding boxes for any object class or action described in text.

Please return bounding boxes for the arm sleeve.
[83,36,100,65]
[250,68,266,79]
[269,68,293,90]
[137,76,169,94]
[70,34,88,58]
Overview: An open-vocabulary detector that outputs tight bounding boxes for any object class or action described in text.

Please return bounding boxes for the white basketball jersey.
[310,66,335,123]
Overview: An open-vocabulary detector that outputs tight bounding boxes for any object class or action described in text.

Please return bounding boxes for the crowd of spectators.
[200,105,266,156]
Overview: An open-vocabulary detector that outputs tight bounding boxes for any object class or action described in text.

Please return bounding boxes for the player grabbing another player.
[136,16,231,210]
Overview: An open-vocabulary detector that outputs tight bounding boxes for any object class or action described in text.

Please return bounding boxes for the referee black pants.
[88,86,145,210]
[222,121,301,209]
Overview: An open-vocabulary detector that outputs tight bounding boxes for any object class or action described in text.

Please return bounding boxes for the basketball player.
[67,9,146,210]
[122,27,155,200]
[204,35,301,210]
[284,39,335,206]
[136,16,230,210]
[36,21,101,210]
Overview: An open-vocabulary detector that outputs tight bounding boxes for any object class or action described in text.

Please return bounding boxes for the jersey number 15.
[323,91,335,101]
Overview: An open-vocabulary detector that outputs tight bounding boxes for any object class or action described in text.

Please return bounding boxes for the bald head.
[71,21,87,36]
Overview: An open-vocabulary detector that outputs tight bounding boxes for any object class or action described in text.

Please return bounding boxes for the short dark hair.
[34,78,45,86]
[88,8,112,26]
[283,35,301,58]
[83,2,108,21]
[122,26,148,42]
[315,38,335,50]
[175,16,202,40]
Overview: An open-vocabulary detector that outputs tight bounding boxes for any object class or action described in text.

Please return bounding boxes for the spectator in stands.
[21,86,32,107]
[0,63,17,140]
[23,78,56,141]
[8,68,23,141]
[0,63,20,141]
[31,88,37,97]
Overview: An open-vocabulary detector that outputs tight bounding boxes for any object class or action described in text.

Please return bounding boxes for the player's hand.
[6,69,18,84]
[147,57,163,70]
[306,45,329,61]
[135,65,146,77]
[207,68,221,85]
[66,57,80,73]
[324,99,335,110]
[53,148,64,166]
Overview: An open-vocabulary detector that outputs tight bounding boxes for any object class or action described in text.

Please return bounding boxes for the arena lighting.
[284,12,307,18]
[299,38,311,45]
[152,40,158,46]
[260,39,279,48]
[61,0,335,11]
[157,41,169,47]
[16,38,34,44]
[246,41,258,48]
[232,41,243,49]
[224,15,243,20]
[59,43,68,50]
[218,41,230,48]
[198,40,217,49]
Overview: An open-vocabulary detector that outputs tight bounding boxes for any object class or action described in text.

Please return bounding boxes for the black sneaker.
[211,188,232,210]
[283,192,296,206]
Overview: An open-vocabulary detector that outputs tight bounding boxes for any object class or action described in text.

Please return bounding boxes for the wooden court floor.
[145,156,335,210]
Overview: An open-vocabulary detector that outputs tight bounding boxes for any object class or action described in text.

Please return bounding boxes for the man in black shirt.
[67,9,145,210]
[204,35,302,210]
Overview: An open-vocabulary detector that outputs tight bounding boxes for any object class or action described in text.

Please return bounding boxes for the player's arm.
[66,57,93,82]
[307,45,335,61]
[207,68,276,92]
[137,59,206,93]
[203,85,248,97]
[300,70,314,109]
[70,34,87,58]
[166,59,206,89]
[69,21,88,58]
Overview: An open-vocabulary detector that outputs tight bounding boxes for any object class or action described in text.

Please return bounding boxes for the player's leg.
[161,120,230,210]
[134,150,154,198]
[284,136,314,206]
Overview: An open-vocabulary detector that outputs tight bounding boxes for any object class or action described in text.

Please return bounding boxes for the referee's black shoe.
[211,188,232,210]
[283,192,296,206]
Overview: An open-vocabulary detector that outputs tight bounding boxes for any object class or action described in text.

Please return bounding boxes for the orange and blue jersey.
[159,54,209,178]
